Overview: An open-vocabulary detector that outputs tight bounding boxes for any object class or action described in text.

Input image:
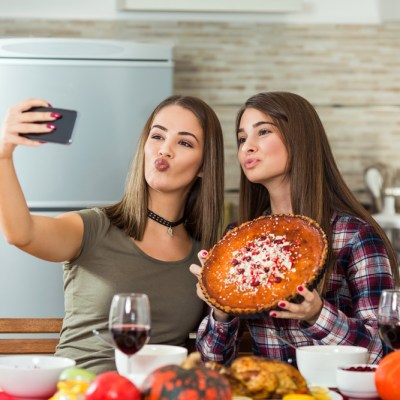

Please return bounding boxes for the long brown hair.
[104,95,224,250]
[235,91,399,289]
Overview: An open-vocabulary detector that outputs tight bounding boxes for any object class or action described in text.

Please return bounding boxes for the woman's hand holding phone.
[0,98,51,158]
[22,106,77,145]
[0,98,77,159]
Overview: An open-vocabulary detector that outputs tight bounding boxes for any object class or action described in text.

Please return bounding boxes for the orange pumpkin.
[375,351,400,400]
[142,364,232,400]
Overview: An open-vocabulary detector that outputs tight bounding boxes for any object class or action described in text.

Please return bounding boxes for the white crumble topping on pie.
[225,233,300,292]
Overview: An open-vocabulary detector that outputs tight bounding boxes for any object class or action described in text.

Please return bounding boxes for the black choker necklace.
[147,209,186,236]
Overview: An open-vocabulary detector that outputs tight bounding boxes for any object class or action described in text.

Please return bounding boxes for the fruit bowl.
[0,355,75,398]
[336,364,378,399]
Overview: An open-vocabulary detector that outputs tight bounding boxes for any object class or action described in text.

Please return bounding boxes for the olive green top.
[55,208,204,374]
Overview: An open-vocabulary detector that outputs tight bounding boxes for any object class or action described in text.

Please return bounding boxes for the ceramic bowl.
[296,345,368,388]
[0,355,76,398]
[336,364,378,399]
[115,344,188,388]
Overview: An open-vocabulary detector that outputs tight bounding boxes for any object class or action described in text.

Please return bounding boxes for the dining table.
[330,387,381,400]
[0,386,383,400]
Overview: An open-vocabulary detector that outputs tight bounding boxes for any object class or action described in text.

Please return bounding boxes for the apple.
[85,372,141,400]
[51,367,96,400]
[0,393,15,400]
[59,367,96,382]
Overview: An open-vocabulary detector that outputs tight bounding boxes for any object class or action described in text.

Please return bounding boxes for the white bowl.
[115,344,188,388]
[296,345,368,388]
[336,364,378,399]
[0,355,76,398]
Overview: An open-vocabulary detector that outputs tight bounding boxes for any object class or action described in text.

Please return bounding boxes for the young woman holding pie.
[191,91,399,367]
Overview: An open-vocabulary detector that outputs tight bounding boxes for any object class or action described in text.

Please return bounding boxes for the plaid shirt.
[196,213,396,366]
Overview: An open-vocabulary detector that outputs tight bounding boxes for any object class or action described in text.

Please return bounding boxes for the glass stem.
[127,355,132,376]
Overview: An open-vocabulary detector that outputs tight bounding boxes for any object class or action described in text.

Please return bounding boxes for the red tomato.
[375,351,400,400]
[85,371,141,400]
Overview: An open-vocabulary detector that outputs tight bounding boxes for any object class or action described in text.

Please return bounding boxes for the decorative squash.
[142,364,232,400]
[375,351,400,400]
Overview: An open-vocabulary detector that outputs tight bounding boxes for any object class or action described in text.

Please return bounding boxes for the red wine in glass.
[111,324,151,355]
[378,322,400,350]
[109,293,151,378]
[378,289,400,351]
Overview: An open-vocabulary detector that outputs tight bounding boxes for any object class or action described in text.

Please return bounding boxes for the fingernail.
[50,113,61,119]
[39,140,47,144]
[270,312,277,317]
[48,103,53,107]
[298,285,304,292]
[201,250,208,258]
[279,302,286,308]
[47,124,56,130]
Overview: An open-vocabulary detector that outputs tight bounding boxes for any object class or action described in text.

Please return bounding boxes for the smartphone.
[22,107,78,145]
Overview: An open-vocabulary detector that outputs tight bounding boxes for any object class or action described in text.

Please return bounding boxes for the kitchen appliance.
[364,163,390,213]
[0,38,173,318]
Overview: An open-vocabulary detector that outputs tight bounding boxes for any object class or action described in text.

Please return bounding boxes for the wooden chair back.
[0,318,63,354]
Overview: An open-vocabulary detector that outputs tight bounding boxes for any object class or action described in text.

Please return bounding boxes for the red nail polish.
[298,285,304,292]
[270,312,277,317]
[201,250,208,257]
[47,124,56,130]
[39,140,47,144]
[50,113,61,118]
[48,103,53,107]
[279,302,286,308]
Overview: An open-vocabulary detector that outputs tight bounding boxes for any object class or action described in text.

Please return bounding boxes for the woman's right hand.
[190,250,232,323]
[0,98,57,159]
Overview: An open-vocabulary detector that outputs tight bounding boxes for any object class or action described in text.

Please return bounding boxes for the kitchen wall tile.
[1,19,399,205]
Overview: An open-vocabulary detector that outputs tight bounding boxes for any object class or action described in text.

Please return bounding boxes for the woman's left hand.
[270,285,323,325]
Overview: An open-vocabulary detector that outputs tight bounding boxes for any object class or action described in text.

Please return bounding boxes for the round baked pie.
[199,214,328,316]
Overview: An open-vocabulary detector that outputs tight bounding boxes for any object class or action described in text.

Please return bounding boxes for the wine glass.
[378,289,400,351]
[109,293,151,377]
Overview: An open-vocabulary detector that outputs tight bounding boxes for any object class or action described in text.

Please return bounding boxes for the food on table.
[282,395,314,400]
[141,364,232,400]
[200,214,328,315]
[0,393,15,400]
[59,367,96,382]
[180,351,203,370]
[223,356,308,399]
[50,367,96,400]
[232,397,252,400]
[179,353,325,399]
[342,365,377,372]
[375,351,400,400]
[84,372,141,400]
[307,386,332,400]
[50,381,90,400]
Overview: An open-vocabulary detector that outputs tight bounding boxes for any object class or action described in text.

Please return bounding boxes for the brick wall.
[1,19,399,205]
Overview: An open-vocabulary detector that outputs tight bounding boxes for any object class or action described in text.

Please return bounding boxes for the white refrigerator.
[0,38,173,318]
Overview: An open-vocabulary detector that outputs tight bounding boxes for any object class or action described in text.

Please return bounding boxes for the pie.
[199,214,328,316]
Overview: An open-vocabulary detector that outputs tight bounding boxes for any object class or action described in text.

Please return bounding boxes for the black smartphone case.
[22,107,78,145]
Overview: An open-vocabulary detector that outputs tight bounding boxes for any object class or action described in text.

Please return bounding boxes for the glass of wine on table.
[378,289,400,351]
[109,293,151,377]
